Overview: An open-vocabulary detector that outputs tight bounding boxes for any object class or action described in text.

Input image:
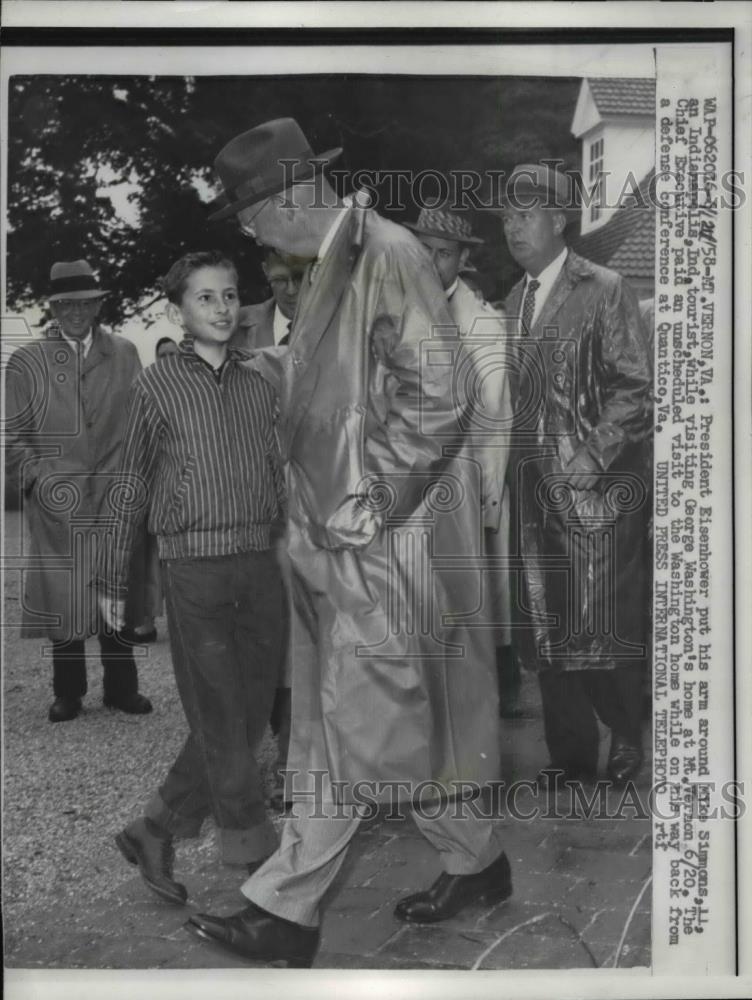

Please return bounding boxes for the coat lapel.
[82,326,113,376]
[283,205,366,444]
[504,278,525,335]
[531,251,594,338]
[252,300,276,347]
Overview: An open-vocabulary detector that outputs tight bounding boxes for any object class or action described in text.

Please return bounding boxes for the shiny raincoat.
[447,278,513,647]
[503,251,653,673]
[5,325,142,641]
[276,205,499,801]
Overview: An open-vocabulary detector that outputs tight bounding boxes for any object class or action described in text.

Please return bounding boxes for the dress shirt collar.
[445,277,460,301]
[524,246,568,325]
[272,304,292,345]
[59,327,94,358]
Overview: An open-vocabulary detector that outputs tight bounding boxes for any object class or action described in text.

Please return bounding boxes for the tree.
[7,74,581,326]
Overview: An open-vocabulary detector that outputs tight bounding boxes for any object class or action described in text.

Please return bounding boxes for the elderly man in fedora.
[499,163,652,788]
[5,260,152,722]
[405,198,521,719]
[184,118,512,967]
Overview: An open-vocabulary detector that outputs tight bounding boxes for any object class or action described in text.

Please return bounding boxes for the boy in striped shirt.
[97,250,285,903]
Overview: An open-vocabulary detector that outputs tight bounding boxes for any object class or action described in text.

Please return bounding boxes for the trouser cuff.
[220,819,279,865]
[145,792,204,839]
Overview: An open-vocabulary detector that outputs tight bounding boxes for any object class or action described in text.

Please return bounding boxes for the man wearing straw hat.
[5,260,152,723]
[185,118,513,967]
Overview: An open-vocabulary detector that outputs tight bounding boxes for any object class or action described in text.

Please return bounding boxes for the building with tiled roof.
[570,77,656,298]
[586,78,656,117]
[572,170,655,300]
[571,77,656,238]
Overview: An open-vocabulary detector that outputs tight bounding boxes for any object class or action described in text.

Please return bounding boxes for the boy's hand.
[99,593,126,632]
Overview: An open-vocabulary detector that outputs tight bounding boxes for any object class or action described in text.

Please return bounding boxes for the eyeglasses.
[237,198,270,239]
[268,274,304,291]
[54,299,101,314]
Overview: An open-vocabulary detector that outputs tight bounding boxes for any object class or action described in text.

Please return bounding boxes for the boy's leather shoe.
[48,697,82,723]
[103,692,153,714]
[394,851,512,923]
[186,902,319,967]
[115,817,187,905]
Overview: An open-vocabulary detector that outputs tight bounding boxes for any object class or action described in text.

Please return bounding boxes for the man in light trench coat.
[185,118,512,967]
[4,260,152,722]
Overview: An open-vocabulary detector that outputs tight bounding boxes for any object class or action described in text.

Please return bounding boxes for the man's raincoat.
[275,205,500,801]
[503,251,653,673]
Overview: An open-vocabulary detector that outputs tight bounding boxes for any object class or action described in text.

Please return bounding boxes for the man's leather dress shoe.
[394,850,512,923]
[186,902,319,967]
[607,738,643,785]
[103,692,153,714]
[48,697,82,723]
[115,817,187,905]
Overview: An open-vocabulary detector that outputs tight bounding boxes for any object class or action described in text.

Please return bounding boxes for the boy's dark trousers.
[146,548,284,865]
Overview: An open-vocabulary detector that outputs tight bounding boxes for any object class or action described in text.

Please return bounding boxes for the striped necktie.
[521,278,540,335]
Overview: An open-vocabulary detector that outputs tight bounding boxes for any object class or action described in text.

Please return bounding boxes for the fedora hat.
[501,163,577,216]
[404,201,484,245]
[209,117,342,222]
[49,260,107,301]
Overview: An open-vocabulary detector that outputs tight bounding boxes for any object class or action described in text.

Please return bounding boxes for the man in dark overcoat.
[5,259,152,722]
[499,163,653,787]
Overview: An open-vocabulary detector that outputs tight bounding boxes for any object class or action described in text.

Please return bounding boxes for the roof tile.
[587,77,656,117]
[573,171,655,281]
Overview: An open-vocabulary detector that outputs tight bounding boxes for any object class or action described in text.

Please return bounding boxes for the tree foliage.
[8,74,580,326]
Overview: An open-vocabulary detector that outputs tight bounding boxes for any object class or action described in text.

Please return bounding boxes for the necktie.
[520,278,540,335]
[279,321,292,347]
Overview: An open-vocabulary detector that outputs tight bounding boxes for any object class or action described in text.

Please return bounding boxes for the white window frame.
[588,136,605,223]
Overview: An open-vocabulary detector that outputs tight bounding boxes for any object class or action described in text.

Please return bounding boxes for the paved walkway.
[3,509,651,971]
[5,675,651,971]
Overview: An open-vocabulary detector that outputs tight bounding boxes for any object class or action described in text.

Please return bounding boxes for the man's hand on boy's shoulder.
[239,344,288,392]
